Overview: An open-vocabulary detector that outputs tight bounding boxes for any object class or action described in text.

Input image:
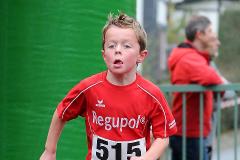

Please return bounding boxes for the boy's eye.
[106,44,115,49]
[123,44,131,48]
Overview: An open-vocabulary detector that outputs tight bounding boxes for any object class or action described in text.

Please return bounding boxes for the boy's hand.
[39,150,56,160]
[130,157,145,160]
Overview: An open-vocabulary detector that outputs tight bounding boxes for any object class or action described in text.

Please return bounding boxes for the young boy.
[40,12,177,160]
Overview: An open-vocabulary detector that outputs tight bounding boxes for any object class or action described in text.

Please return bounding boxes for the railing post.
[217,93,221,160]
[182,93,186,160]
[234,95,238,160]
[199,93,204,160]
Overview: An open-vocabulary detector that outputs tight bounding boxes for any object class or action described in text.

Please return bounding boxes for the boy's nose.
[115,44,121,54]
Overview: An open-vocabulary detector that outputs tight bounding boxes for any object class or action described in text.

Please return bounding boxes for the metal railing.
[159,84,240,160]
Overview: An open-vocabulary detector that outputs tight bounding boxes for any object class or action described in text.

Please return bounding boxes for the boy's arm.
[40,109,66,160]
[131,137,169,160]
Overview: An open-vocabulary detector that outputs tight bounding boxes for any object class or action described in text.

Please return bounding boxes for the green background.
[0,0,136,159]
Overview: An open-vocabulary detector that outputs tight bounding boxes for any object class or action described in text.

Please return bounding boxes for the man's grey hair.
[185,15,211,42]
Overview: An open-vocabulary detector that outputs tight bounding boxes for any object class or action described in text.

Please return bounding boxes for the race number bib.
[91,135,146,160]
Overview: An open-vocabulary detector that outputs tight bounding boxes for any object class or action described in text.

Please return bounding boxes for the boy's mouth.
[113,59,123,64]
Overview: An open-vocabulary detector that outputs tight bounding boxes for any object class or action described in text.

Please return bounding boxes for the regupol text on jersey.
[92,111,145,132]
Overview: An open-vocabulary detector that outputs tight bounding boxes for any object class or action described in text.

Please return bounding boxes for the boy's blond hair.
[102,12,147,51]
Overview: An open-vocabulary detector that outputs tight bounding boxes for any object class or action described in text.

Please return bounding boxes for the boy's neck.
[106,70,137,86]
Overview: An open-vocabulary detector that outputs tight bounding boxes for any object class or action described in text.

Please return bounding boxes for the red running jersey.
[57,71,177,160]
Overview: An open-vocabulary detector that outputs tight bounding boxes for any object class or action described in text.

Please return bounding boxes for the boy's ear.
[137,50,148,63]
[101,49,107,62]
[101,49,105,58]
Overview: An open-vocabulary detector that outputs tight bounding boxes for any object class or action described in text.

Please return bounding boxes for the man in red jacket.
[168,15,223,160]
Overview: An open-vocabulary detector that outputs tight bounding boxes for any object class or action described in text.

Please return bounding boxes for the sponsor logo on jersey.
[95,99,105,107]
[92,111,145,132]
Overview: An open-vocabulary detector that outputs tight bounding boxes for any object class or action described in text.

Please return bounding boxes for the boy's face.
[102,26,148,75]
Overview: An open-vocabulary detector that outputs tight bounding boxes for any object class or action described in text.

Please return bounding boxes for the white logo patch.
[96,99,105,107]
